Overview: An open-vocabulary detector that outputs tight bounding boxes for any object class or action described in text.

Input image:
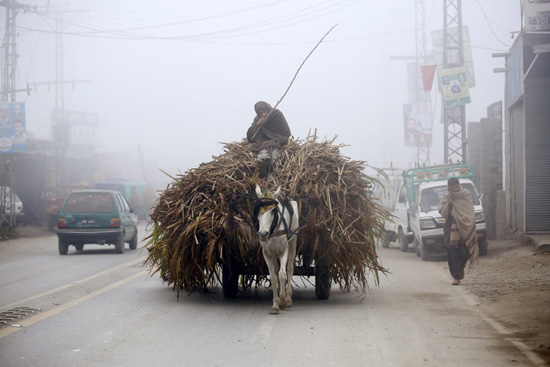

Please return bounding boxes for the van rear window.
[63,193,116,213]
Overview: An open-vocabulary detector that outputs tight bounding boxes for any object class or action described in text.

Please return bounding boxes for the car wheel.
[58,240,69,255]
[75,244,83,251]
[398,229,408,252]
[129,229,138,250]
[478,239,488,256]
[115,235,124,254]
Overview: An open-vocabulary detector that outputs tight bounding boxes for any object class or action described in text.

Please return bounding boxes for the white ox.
[254,185,299,314]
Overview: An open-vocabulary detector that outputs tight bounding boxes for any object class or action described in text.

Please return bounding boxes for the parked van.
[372,168,413,252]
[403,164,488,261]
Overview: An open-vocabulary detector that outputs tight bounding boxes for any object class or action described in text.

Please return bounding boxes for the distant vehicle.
[0,186,24,224]
[403,164,488,261]
[45,184,94,231]
[56,190,138,255]
[94,180,147,220]
[372,168,413,251]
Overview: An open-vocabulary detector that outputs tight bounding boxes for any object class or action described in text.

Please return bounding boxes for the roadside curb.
[0,225,55,241]
[527,234,550,254]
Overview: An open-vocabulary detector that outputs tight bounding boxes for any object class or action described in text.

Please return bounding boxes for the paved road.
[0,228,539,367]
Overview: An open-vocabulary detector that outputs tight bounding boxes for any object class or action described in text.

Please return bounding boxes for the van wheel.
[398,229,408,252]
[420,243,429,261]
[58,240,69,255]
[381,232,390,248]
[115,235,125,254]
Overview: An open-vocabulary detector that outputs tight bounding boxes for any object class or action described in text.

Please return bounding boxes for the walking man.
[439,177,479,285]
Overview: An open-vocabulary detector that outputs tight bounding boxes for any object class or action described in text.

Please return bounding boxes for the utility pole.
[442,0,466,164]
[0,0,35,229]
[1,0,34,102]
[391,0,432,168]
[29,12,90,204]
[414,0,430,167]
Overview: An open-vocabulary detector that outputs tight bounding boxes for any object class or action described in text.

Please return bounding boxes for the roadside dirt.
[464,238,550,364]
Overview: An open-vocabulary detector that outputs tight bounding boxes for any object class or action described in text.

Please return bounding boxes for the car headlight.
[420,218,437,229]
[475,211,485,222]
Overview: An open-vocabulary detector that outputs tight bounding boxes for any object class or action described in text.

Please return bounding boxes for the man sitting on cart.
[246,101,291,178]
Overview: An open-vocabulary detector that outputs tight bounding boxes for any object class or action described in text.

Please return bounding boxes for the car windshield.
[64,193,116,213]
[420,183,480,212]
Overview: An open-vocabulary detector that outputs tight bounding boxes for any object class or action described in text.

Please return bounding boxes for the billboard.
[0,102,27,154]
[51,109,99,145]
[431,26,476,89]
[439,67,471,108]
[524,1,550,32]
[404,102,433,147]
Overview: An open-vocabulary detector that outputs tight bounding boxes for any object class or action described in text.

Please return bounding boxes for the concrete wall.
[467,118,503,240]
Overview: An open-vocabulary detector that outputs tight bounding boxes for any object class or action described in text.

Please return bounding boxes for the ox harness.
[253,195,296,240]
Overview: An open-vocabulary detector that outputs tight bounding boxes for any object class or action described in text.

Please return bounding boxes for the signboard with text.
[439,67,471,108]
[431,26,476,89]
[0,102,27,154]
[51,109,99,145]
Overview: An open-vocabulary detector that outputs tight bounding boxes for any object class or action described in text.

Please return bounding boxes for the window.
[64,193,116,213]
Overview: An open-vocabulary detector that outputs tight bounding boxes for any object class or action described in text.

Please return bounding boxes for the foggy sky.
[9,0,520,187]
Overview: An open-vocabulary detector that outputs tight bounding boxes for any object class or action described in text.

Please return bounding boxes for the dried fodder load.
[144,135,388,297]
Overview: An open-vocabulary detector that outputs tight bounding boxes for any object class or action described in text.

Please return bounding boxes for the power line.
[23,0,359,42]
[474,0,511,48]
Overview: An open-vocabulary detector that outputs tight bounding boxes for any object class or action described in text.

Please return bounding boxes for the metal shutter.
[510,103,525,232]
[525,79,550,233]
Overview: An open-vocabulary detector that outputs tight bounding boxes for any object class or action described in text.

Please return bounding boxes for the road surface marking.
[0,270,146,339]
[0,257,145,311]
[256,316,276,344]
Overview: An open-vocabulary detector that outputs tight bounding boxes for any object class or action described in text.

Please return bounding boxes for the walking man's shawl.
[439,186,479,265]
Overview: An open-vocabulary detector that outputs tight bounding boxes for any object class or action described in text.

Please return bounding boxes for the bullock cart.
[144,136,388,301]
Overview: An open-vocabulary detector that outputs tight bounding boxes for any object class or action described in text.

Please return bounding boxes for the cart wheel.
[398,229,408,252]
[315,256,331,300]
[222,260,239,298]
[58,240,68,255]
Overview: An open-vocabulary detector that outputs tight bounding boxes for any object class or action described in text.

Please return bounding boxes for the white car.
[0,186,24,223]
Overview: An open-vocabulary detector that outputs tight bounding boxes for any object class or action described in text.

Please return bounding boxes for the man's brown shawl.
[246,102,291,152]
[439,185,479,265]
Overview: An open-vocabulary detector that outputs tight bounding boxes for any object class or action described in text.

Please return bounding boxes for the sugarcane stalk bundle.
[144,134,388,297]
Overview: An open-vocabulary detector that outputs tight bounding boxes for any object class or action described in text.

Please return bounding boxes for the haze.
[11,0,520,188]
